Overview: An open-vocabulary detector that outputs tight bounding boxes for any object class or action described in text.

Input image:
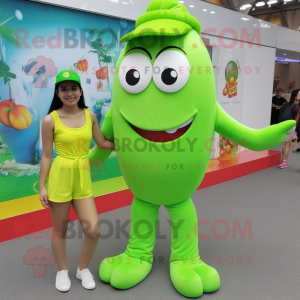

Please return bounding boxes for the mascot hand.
[256,120,296,150]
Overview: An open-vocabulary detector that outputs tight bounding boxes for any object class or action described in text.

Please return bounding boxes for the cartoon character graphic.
[89,0,295,297]
[24,56,57,88]
[23,246,55,277]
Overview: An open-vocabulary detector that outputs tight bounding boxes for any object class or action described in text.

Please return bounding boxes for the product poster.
[0,0,135,202]
[211,47,246,161]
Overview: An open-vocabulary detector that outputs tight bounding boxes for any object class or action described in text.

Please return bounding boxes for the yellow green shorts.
[47,155,93,203]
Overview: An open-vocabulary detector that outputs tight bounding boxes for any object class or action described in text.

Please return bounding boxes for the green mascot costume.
[89,0,295,297]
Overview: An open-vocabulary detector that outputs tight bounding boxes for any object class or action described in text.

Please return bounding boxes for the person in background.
[278,89,300,169]
[293,105,300,152]
[271,88,287,125]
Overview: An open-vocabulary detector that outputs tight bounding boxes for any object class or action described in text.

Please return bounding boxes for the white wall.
[208,35,275,130]
[30,0,300,50]
[277,27,300,53]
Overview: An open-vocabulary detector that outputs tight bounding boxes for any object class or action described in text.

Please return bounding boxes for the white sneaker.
[76,267,96,289]
[55,270,71,292]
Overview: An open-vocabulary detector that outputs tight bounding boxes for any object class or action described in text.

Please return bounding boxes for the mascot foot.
[170,260,220,298]
[99,253,152,289]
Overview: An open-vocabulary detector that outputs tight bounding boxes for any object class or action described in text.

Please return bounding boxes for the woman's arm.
[39,115,54,209]
[90,110,115,150]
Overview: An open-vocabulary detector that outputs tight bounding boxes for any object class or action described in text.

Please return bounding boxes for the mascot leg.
[165,198,220,298]
[100,197,159,289]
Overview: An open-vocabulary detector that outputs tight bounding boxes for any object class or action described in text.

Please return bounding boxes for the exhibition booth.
[0,0,299,243]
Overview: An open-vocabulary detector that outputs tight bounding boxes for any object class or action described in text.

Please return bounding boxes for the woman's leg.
[72,196,100,270]
[48,200,72,271]
[282,141,291,161]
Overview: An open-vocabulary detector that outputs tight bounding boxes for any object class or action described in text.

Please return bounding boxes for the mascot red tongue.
[130,123,191,142]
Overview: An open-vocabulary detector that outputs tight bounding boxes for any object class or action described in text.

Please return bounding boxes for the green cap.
[120,0,201,43]
[55,70,81,85]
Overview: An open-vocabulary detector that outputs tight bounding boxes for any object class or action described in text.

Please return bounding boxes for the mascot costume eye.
[89,0,294,297]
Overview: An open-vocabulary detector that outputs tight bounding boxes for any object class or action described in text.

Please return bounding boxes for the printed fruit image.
[225,61,238,83]
[96,66,108,80]
[217,134,238,158]
[223,61,239,98]
[75,59,88,71]
[231,145,238,155]
[0,100,32,130]
[225,144,231,154]
[229,76,235,85]
[0,100,11,127]
[97,81,103,90]
[96,99,105,105]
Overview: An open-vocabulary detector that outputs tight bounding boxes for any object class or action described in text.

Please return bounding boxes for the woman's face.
[295,91,300,102]
[56,81,82,107]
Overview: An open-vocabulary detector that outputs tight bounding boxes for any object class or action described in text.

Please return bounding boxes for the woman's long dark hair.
[48,81,88,114]
[288,89,300,106]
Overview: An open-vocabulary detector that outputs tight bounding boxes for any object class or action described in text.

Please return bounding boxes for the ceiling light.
[122,1,128,4]
[256,2,265,6]
[210,11,215,13]
[267,0,278,3]
[189,5,194,7]
[203,9,207,11]
[241,17,249,20]
[240,4,252,10]
[284,54,286,55]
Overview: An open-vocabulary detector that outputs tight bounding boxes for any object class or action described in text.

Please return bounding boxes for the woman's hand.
[110,141,116,150]
[39,187,52,209]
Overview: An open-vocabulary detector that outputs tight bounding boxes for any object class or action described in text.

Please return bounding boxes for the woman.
[278,89,300,168]
[39,70,115,292]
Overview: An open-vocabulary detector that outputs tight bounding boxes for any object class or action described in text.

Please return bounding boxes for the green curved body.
[88,0,295,297]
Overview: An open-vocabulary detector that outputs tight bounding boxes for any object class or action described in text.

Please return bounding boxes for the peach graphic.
[24,56,57,88]
[76,58,88,71]
[0,100,32,129]
[96,66,108,80]
[23,246,55,277]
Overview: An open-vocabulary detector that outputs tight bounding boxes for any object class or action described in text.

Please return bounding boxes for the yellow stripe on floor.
[0,176,128,220]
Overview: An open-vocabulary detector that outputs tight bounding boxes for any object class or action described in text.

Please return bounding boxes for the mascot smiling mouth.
[130,117,193,143]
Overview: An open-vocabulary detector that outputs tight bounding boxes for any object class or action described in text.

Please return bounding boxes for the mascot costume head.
[89,0,294,297]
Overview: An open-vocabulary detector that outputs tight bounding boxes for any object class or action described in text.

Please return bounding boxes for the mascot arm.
[215,102,295,151]
[89,107,114,165]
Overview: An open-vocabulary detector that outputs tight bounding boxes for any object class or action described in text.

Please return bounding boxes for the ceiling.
[230,0,300,16]
[276,48,300,61]
[249,1,300,16]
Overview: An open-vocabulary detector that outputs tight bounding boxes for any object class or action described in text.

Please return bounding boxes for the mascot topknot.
[89,0,294,297]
